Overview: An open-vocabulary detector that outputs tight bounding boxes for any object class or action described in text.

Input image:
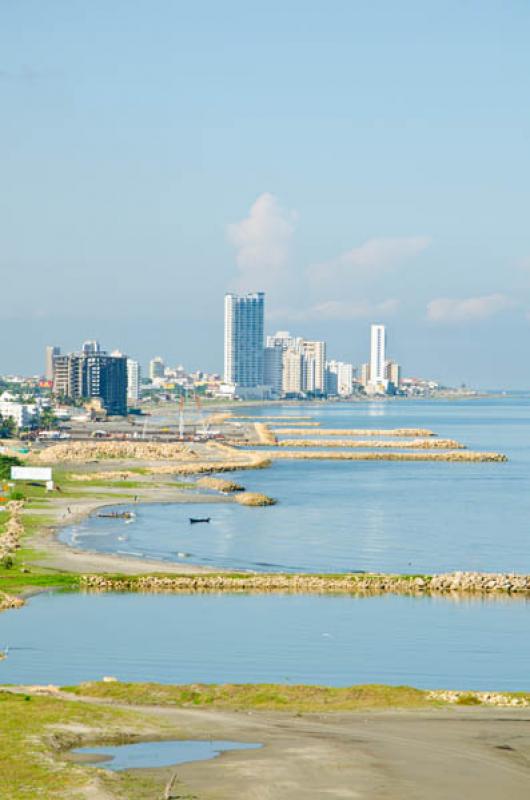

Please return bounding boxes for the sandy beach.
[26,482,233,575]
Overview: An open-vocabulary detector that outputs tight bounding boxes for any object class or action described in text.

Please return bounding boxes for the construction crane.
[179,395,185,440]
[194,393,211,438]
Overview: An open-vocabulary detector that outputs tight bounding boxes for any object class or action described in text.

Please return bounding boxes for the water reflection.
[1,591,529,690]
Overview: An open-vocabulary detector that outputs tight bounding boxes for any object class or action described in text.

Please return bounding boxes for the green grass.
[0,690,192,800]
[62,681,438,712]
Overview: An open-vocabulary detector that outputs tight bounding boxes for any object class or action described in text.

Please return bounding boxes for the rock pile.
[0,591,24,613]
[234,492,277,506]
[0,500,25,560]
[196,477,245,492]
[429,690,529,707]
[34,441,197,463]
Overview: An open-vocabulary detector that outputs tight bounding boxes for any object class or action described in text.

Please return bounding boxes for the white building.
[127,359,141,403]
[45,345,60,381]
[266,331,304,351]
[326,360,354,397]
[368,324,388,394]
[302,340,326,394]
[282,348,304,394]
[149,357,165,381]
[0,400,38,428]
[224,292,265,396]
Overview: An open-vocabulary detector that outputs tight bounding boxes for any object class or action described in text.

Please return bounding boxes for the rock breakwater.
[265,450,507,462]
[278,438,465,449]
[254,423,278,445]
[272,428,436,437]
[79,571,530,596]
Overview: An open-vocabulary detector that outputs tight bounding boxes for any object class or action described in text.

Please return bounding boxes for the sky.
[1,1,530,388]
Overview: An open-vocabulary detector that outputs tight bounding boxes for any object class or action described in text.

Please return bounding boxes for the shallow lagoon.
[61,397,530,574]
[1,591,529,691]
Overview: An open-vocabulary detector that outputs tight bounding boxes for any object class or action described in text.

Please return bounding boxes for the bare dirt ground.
[153,706,530,800]
[9,687,530,800]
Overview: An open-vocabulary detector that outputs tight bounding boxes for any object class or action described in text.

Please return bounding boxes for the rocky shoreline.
[79,571,530,596]
[0,591,25,612]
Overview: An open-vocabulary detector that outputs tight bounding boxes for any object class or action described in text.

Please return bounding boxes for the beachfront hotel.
[223,291,265,397]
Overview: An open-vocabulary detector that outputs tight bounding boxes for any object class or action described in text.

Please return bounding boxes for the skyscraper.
[302,340,326,394]
[263,345,283,395]
[44,345,60,381]
[53,345,127,415]
[127,358,141,403]
[369,324,387,391]
[224,292,265,391]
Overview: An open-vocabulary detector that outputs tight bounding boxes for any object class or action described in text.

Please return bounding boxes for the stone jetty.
[254,422,278,445]
[79,571,530,596]
[278,438,465,449]
[272,428,436,437]
[265,450,507,462]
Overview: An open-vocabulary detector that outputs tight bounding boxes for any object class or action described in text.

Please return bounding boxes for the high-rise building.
[82,339,101,354]
[302,340,326,394]
[127,359,141,403]
[282,348,304,395]
[53,345,127,415]
[385,359,401,389]
[149,357,165,381]
[263,345,283,395]
[224,292,265,389]
[368,324,387,392]
[44,345,60,381]
[360,363,370,388]
[326,360,354,397]
[266,331,304,351]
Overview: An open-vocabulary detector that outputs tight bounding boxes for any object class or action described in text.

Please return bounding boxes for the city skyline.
[2,2,530,388]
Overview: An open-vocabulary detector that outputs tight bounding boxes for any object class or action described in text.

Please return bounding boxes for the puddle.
[69,739,262,771]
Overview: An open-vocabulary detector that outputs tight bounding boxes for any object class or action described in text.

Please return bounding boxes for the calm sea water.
[60,397,530,574]
[0,591,529,690]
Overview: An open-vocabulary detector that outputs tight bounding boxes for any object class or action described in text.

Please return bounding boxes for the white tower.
[369,324,387,392]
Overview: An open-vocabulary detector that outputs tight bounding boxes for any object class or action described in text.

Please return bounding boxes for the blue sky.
[2,0,530,387]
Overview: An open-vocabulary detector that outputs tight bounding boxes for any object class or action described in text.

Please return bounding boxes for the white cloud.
[426,293,514,323]
[269,298,399,322]
[309,235,431,285]
[227,193,297,291]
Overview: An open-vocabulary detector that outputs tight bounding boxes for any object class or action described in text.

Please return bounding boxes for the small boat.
[189,517,211,524]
